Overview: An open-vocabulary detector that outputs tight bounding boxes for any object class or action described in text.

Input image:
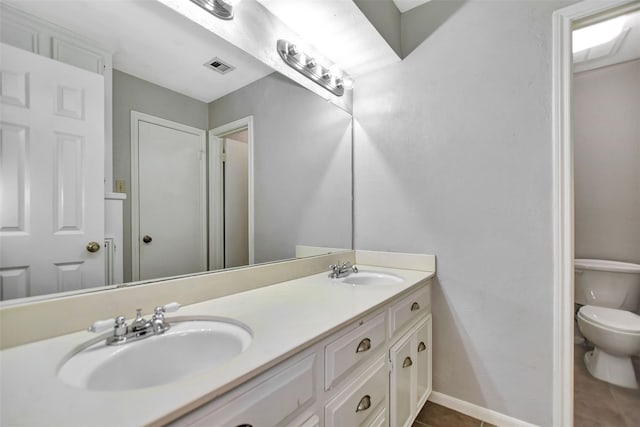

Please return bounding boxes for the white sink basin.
[58,317,252,391]
[337,271,404,285]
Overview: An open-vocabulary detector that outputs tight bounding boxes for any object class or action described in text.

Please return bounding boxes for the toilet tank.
[574,259,640,311]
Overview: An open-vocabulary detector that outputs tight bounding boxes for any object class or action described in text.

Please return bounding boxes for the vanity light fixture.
[277,39,350,97]
[190,0,234,20]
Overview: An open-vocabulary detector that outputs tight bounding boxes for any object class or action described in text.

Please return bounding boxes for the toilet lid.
[579,306,640,333]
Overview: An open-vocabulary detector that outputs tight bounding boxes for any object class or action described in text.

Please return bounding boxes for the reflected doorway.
[223,130,249,268]
[208,116,254,270]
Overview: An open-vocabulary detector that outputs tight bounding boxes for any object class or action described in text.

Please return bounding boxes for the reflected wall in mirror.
[0,0,352,302]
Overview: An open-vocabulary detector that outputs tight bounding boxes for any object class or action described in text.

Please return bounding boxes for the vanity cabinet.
[173,280,432,427]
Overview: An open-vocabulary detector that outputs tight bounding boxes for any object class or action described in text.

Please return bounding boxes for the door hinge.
[221,152,227,162]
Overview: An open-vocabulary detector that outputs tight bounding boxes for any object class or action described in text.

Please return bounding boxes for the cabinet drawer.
[325,311,386,390]
[293,414,320,427]
[369,408,387,427]
[186,353,316,427]
[389,285,430,337]
[325,354,388,427]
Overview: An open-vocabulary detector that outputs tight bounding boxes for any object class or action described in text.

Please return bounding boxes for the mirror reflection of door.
[0,43,105,299]
[131,112,207,281]
[223,131,249,268]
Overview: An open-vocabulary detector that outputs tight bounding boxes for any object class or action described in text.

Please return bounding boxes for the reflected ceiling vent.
[205,57,235,75]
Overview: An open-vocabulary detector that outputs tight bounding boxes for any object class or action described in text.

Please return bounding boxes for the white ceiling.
[392,0,432,14]
[573,9,640,73]
[5,0,273,103]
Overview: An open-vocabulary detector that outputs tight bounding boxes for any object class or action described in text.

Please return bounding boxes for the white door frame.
[208,116,255,270]
[551,1,638,425]
[130,111,207,281]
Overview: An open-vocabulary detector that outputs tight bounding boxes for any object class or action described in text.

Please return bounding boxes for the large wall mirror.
[0,0,352,304]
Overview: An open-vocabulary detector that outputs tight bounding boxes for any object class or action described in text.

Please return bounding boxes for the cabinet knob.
[410,302,420,312]
[356,338,371,353]
[418,341,427,352]
[356,394,371,412]
[403,356,413,368]
[142,235,153,244]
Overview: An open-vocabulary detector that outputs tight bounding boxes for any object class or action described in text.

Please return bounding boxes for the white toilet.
[575,259,640,389]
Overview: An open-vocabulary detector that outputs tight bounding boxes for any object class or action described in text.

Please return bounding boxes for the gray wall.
[112,69,209,282]
[574,59,640,264]
[209,73,352,263]
[353,1,572,424]
[353,0,402,57]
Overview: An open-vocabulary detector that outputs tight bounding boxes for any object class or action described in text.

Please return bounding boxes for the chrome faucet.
[329,261,358,279]
[88,302,180,346]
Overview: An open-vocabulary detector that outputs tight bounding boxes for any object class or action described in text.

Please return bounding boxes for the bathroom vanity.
[0,251,435,427]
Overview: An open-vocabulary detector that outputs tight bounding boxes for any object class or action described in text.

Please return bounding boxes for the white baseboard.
[428,391,537,427]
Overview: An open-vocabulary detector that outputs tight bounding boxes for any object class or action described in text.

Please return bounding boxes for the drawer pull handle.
[403,356,413,368]
[411,302,420,312]
[356,394,371,412]
[236,425,252,427]
[356,338,371,353]
[418,341,427,352]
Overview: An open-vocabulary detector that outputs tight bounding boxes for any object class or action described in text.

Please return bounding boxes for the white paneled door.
[131,112,206,281]
[0,43,105,299]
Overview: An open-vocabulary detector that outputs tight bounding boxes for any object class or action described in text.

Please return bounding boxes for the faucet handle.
[88,318,116,333]
[114,315,127,337]
[88,316,127,334]
[152,302,181,319]
[163,302,181,313]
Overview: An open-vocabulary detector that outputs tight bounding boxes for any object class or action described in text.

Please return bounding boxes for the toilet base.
[584,348,639,389]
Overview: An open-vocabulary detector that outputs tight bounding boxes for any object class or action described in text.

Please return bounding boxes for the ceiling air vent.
[205,57,235,75]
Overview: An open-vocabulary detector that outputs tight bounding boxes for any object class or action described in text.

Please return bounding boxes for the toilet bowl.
[574,259,640,388]
[577,305,640,389]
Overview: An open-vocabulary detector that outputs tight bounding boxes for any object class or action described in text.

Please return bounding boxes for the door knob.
[142,235,152,244]
[86,241,101,253]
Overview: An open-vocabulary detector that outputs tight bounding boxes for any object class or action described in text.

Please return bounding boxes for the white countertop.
[0,266,434,426]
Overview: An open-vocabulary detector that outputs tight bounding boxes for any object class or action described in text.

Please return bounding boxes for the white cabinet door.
[389,315,432,427]
[416,316,432,410]
[0,42,104,299]
[390,332,413,427]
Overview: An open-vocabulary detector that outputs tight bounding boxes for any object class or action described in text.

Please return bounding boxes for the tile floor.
[574,343,640,427]
[412,402,496,427]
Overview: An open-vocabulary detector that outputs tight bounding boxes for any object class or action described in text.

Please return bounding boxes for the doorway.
[208,116,254,270]
[130,111,207,281]
[222,129,249,268]
[552,1,639,425]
